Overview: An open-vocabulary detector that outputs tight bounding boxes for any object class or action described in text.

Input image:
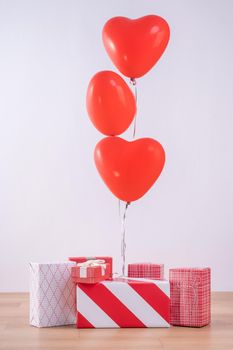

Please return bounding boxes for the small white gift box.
[29,261,76,327]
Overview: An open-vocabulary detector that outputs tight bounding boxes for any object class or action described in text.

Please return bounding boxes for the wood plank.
[0,292,232,350]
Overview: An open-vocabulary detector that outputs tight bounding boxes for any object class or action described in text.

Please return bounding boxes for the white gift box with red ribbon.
[76,277,170,328]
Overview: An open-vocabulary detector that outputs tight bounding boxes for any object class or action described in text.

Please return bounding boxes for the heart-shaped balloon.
[94,137,165,202]
[102,15,170,79]
[86,71,136,136]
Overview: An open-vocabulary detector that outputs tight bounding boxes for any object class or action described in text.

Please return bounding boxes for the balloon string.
[118,77,137,277]
[130,78,137,139]
[118,77,136,277]
[118,199,121,217]
[121,202,130,276]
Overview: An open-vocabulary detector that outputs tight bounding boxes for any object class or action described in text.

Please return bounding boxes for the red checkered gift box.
[71,260,111,284]
[69,256,113,276]
[128,263,164,280]
[76,277,170,328]
[169,267,211,327]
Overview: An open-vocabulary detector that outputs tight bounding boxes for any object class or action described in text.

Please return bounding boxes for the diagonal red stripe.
[78,283,146,328]
[77,311,95,328]
[129,281,170,324]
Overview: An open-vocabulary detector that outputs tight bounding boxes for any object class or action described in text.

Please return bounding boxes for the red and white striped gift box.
[71,263,111,284]
[128,263,164,280]
[76,277,170,328]
[169,267,211,327]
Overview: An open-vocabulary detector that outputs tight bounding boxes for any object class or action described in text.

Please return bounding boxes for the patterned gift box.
[71,261,111,284]
[128,263,164,280]
[29,262,76,327]
[169,267,211,327]
[69,256,113,276]
[76,277,170,328]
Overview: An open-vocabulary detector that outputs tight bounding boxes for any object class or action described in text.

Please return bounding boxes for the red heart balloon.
[94,137,165,202]
[102,15,170,79]
[86,71,136,136]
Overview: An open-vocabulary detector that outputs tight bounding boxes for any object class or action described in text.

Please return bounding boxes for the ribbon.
[176,277,201,314]
[77,259,106,278]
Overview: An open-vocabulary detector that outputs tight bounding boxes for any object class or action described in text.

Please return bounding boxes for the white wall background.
[0,0,233,291]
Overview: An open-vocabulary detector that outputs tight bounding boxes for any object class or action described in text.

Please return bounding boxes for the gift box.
[29,262,76,327]
[169,267,211,327]
[71,259,111,284]
[76,277,170,328]
[128,263,164,280]
[69,256,113,276]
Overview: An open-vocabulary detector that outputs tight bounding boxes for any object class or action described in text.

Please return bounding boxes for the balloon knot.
[130,78,136,86]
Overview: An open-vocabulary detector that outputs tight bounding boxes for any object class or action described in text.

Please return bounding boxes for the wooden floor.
[0,293,232,350]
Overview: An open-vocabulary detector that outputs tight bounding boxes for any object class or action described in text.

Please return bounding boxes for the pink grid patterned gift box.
[29,262,76,327]
[128,263,164,280]
[169,267,211,327]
